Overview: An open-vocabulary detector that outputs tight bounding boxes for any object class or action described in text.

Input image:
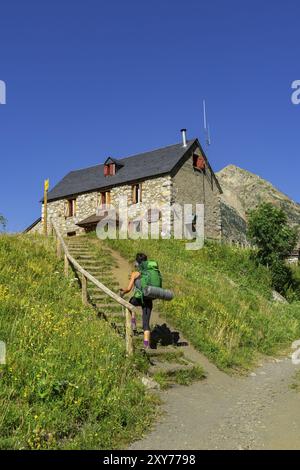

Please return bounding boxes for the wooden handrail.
[50,219,134,355]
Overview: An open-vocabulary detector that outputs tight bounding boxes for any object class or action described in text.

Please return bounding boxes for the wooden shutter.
[73,199,77,216]
[132,185,136,204]
[64,200,69,217]
[106,191,111,205]
[193,154,198,167]
[96,193,101,208]
[131,184,142,203]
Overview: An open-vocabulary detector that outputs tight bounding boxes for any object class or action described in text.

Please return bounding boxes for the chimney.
[181,128,187,147]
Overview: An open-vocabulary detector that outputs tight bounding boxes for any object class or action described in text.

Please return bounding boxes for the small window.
[193,154,206,171]
[132,183,142,204]
[98,191,111,207]
[65,198,77,217]
[104,163,115,176]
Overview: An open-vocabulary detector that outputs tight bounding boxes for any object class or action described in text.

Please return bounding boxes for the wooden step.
[68,248,91,251]
[90,293,114,300]
[89,293,121,302]
[80,259,100,264]
[86,268,108,273]
[68,244,90,248]
[74,258,95,262]
[145,346,183,358]
[88,278,116,286]
[81,261,111,265]
[89,280,119,286]
[148,362,195,376]
[70,246,91,249]
[92,289,120,294]
[88,268,115,273]
[87,273,115,279]
[88,281,117,287]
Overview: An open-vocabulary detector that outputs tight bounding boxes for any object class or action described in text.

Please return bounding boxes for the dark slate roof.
[23,217,41,233]
[46,139,222,202]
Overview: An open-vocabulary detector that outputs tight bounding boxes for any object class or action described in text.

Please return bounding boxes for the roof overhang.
[76,212,119,228]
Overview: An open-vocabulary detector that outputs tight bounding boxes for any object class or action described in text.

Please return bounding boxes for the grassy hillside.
[0,235,154,450]
[105,237,300,371]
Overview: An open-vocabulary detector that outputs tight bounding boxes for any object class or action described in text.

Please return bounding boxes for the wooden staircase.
[66,236,202,385]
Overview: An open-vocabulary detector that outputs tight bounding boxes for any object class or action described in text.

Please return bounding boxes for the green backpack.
[134,260,162,301]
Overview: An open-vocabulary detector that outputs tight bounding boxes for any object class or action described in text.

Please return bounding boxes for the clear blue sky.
[0,0,299,232]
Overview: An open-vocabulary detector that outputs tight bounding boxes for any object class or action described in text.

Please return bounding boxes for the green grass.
[153,366,205,389]
[0,234,155,450]
[103,237,300,371]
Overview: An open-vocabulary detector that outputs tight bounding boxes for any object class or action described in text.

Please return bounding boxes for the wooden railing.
[50,219,135,355]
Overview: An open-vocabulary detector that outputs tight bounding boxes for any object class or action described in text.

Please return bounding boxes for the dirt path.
[109,247,300,450]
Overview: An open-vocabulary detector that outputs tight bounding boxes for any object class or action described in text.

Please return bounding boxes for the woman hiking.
[120,253,153,349]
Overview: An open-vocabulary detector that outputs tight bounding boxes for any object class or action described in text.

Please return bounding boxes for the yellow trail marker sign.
[43,179,49,236]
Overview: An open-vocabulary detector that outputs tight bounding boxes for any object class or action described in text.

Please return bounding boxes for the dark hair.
[135,253,147,265]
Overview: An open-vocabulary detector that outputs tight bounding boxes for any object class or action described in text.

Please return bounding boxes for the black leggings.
[129,297,153,331]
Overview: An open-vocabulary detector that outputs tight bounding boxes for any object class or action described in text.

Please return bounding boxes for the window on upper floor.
[193,154,206,171]
[104,163,115,176]
[131,183,142,204]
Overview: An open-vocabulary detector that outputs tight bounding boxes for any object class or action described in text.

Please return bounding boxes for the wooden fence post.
[125,308,134,356]
[82,275,88,305]
[43,179,49,237]
[64,254,69,277]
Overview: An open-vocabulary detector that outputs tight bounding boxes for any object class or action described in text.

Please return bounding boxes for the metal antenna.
[207,123,211,146]
[203,99,211,148]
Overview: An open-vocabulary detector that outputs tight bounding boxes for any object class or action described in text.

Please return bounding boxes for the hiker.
[120,253,154,349]
[120,253,173,349]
